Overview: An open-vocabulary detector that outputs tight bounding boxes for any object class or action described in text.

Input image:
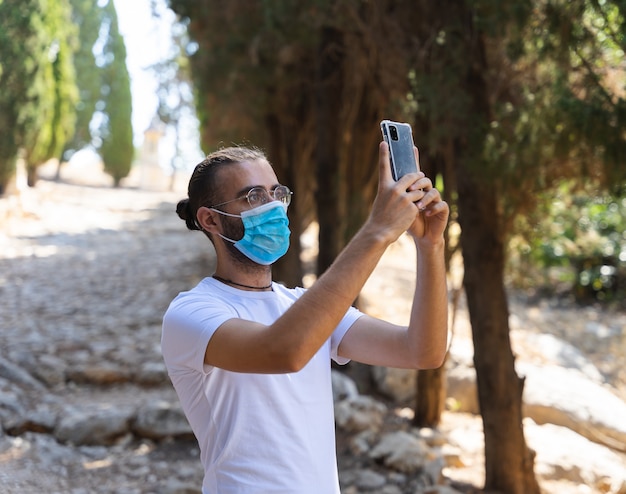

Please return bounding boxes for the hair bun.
[176,199,190,220]
[176,198,200,231]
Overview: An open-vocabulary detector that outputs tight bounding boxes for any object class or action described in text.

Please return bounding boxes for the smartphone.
[380,120,419,181]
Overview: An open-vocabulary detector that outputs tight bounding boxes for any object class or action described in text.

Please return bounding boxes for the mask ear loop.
[208,208,241,243]
[210,208,241,218]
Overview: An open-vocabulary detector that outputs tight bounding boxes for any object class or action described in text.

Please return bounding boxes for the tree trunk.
[315,26,345,276]
[454,37,540,489]
[266,113,305,288]
[455,151,539,493]
[411,134,451,429]
[413,363,446,428]
[26,164,38,187]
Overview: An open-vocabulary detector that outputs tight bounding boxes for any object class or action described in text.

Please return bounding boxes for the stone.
[446,364,480,414]
[370,431,430,473]
[331,369,360,402]
[520,363,626,449]
[335,395,388,433]
[0,356,45,391]
[54,407,133,445]
[354,468,387,490]
[2,177,626,493]
[135,361,169,386]
[4,407,57,435]
[371,366,417,404]
[520,332,604,382]
[440,444,465,468]
[133,401,193,439]
[525,419,626,492]
[66,363,133,385]
[421,486,464,494]
[162,479,202,494]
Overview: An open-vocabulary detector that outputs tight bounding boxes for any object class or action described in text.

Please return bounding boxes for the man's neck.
[213,263,273,291]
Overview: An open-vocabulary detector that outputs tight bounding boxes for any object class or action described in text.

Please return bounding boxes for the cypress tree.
[59,0,104,166]
[0,0,78,191]
[97,0,133,187]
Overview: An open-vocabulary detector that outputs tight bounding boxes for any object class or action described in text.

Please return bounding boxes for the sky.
[111,0,202,171]
[113,0,166,144]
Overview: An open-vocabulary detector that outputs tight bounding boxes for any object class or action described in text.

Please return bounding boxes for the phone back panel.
[381,120,418,181]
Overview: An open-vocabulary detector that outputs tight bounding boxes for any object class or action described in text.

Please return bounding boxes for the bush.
[508,182,626,305]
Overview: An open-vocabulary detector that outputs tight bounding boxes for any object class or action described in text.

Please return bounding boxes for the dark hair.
[176,146,268,231]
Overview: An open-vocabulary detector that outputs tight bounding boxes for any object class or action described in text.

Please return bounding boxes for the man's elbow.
[417,353,447,370]
[277,349,312,373]
[413,346,448,370]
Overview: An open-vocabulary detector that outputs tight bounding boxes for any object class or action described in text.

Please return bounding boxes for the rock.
[370,431,430,473]
[379,485,403,494]
[419,427,448,447]
[422,486,465,494]
[161,479,202,494]
[423,454,446,484]
[520,332,604,383]
[0,356,45,391]
[135,361,169,386]
[354,468,387,490]
[331,369,359,402]
[349,429,376,455]
[440,444,465,468]
[371,366,417,404]
[33,354,68,387]
[446,359,626,452]
[4,406,57,435]
[525,419,626,492]
[3,178,626,493]
[54,407,133,445]
[0,377,27,421]
[133,401,193,439]
[520,363,626,450]
[446,365,479,414]
[335,395,388,433]
[7,351,67,388]
[66,363,133,385]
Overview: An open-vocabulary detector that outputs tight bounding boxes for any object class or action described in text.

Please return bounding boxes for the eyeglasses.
[210,185,292,210]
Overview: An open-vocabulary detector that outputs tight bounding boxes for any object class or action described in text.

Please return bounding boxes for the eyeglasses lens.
[274,186,291,205]
[247,188,267,208]
[246,186,292,208]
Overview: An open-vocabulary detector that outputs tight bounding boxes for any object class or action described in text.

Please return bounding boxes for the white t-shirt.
[161,277,363,494]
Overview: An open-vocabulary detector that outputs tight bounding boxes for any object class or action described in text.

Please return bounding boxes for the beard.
[220,214,261,269]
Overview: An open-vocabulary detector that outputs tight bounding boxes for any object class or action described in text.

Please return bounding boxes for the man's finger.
[378,141,394,185]
[414,146,421,172]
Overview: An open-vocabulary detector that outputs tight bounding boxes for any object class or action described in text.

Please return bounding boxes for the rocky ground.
[1,162,625,493]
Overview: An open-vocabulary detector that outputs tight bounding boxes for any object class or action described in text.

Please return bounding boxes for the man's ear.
[196,206,220,234]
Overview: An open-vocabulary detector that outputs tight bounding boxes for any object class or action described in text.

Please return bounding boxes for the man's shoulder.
[168,278,307,311]
[170,277,212,301]
[272,282,306,296]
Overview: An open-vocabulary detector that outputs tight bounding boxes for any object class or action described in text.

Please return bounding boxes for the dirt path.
[1,169,625,493]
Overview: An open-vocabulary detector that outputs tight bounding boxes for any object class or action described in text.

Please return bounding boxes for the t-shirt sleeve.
[330,305,364,365]
[161,293,237,376]
[286,285,364,366]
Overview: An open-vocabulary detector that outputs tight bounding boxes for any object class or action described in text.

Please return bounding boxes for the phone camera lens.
[390,125,399,141]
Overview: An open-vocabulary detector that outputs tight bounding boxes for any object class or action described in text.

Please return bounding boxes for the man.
[162,141,449,493]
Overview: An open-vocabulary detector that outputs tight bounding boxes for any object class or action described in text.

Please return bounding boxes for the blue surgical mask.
[211,201,291,265]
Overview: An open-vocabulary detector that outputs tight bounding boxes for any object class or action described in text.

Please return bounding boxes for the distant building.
[138,116,166,190]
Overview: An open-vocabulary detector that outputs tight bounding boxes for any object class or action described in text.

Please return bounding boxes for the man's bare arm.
[204,143,435,373]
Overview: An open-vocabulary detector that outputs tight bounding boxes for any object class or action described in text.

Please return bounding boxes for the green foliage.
[409,0,626,303]
[168,0,317,147]
[97,0,134,186]
[170,0,626,298]
[63,0,104,157]
[510,182,626,304]
[0,0,78,191]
